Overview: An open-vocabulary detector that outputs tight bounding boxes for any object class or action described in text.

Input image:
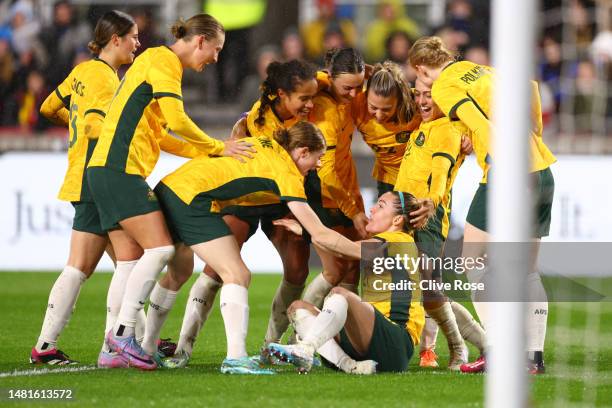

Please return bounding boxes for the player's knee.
[287,300,314,319]
[329,286,351,298]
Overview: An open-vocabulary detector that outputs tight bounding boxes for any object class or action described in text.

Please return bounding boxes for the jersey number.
[68,103,78,148]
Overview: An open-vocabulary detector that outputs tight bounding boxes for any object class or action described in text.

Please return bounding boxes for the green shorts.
[338,308,414,372]
[87,166,160,231]
[222,203,291,240]
[466,167,554,238]
[376,181,395,197]
[71,201,105,236]
[155,182,232,246]
[305,170,353,229]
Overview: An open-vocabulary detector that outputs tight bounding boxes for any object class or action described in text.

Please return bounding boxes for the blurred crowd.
[0,0,609,138]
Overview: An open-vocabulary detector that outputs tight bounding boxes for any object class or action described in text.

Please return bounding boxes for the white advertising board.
[0,153,610,271]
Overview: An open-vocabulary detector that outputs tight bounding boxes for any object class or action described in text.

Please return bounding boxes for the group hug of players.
[29,11,555,375]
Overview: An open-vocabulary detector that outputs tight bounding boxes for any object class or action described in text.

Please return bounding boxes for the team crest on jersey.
[415,132,425,147]
[395,131,410,144]
[147,190,157,202]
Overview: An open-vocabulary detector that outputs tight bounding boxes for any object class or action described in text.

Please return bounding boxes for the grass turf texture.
[0,272,610,407]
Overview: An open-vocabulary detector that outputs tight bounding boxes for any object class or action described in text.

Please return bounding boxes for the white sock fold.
[427,302,465,354]
[36,266,87,351]
[219,283,249,359]
[142,283,178,355]
[264,279,304,344]
[302,294,348,350]
[451,301,486,354]
[115,245,175,336]
[526,272,548,352]
[176,274,222,356]
[302,273,334,309]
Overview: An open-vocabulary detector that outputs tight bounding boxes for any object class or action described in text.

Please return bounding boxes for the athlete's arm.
[40,90,70,126]
[159,129,201,158]
[157,97,255,161]
[287,201,361,260]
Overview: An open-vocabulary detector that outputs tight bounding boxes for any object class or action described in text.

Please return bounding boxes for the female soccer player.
[268,191,425,373]
[31,10,143,367]
[301,47,369,311]
[86,14,253,370]
[352,61,420,196]
[153,121,366,374]
[408,36,556,373]
[165,60,318,364]
[395,77,486,370]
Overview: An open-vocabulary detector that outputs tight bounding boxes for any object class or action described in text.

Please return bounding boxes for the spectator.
[365,0,420,62]
[321,23,346,62]
[385,30,412,64]
[539,34,564,111]
[17,69,48,132]
[281,27,305,62]
[238,45,280,113]
[464,45,490,66]
[301,0,356,62]
[38,1,90,89]
[572,59,597,134]
[431,25,464,53]
[0,38,15,124]
[384,30,414,82]
[445,0,488,49]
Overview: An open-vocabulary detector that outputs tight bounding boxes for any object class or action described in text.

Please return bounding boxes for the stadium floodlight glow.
[488,0,537,407]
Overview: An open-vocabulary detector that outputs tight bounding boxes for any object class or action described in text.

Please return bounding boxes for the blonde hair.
[408,36,455,68]
[367,61,417,124]
[171,14,224,41]
[272,121,326,153]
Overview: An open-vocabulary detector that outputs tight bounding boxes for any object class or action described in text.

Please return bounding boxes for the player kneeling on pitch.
[269,191,425,374]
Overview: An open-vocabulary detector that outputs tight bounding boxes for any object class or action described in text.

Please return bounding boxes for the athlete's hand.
[352,212,370,239]
[365,63,374,79]
[222,139,256,162]
[410,198,435,229]
[460,134,473,155]
[272,219,304,236]
[229,116,248,141]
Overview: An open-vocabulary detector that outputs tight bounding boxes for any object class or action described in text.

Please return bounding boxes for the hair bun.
[171,20,187,39]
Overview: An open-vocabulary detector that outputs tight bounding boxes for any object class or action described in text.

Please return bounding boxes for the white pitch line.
[0,365,99,378]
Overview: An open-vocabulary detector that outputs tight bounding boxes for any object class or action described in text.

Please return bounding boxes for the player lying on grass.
[268,191,425,373]
[408,36,556,373]
[151,121,372,374]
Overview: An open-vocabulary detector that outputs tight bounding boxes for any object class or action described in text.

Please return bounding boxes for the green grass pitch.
[0,272,610,407]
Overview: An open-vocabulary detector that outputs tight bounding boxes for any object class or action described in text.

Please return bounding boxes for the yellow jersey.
[361,230,425,345]
[41,58,118,202]
[352,92,421,186]
[432,60,556,183]
[395,117,466,239]
[308,92,363,218]
[161,136,306,207]
[89,46,223,178]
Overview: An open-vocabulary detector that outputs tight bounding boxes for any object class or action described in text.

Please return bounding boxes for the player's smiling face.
[414,78,442,122]
[278,78,317,120]
[367,91,397,123]
[331,72,364,104]
[366,192,400,234]
[291,147,324,176]
[117,24,140,64]
[193,32,225,71]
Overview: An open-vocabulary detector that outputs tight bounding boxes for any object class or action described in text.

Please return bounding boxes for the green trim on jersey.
[106,82,153,171]
[152,92,182,100]
[84,109,106,117]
